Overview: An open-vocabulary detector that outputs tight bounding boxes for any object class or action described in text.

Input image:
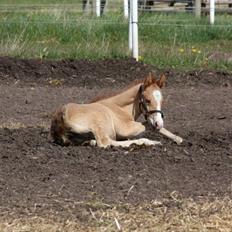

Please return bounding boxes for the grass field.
[0,0,232,70]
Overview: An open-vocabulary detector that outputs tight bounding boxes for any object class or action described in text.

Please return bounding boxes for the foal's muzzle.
[148,110,164,129]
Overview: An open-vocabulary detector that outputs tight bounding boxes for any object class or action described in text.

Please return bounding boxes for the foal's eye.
[145,99,151,104]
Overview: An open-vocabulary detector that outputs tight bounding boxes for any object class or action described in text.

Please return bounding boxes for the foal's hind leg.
[110,138,161,147]
[91,122,161,148]
[89,136,161,148]
[91,121,148,148]
[92,126,114,148]
[66,123,112,148]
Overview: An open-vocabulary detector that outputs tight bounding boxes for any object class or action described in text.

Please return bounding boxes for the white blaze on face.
[149,90,163,129]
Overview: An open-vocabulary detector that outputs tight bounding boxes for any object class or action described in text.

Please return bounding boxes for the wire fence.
[0,0,232,13]
[0,18,231,27]
[0,2,231,13]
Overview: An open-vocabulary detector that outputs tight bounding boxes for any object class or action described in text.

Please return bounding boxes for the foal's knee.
[96,136,112,148]
[93,125,115,148]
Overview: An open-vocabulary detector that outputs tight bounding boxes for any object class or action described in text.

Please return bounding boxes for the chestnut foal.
[50,73,165,148]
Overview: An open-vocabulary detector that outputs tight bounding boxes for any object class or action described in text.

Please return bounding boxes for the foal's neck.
[101,84,141,119]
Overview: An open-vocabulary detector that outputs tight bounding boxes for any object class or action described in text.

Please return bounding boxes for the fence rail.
[1,0,232,13]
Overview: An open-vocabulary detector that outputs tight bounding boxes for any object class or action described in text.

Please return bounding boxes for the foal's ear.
[156,74,166,88]
[144,73,156,88]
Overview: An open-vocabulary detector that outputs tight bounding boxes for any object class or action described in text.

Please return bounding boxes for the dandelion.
[138,56,144,61]
[179,48,184,53]
[192,48,197,53]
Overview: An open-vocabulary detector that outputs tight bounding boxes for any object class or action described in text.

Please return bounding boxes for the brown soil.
[0,57,232,222]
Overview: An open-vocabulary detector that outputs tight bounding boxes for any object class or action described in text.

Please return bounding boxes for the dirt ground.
[0,57,232,230]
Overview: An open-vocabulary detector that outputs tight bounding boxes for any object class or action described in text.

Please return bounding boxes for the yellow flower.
[138,56,144,61]
[179,48,184,53]
[197,50,201,54]
[192,48,197,53]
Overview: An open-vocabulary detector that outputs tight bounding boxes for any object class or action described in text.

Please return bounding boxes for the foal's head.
[139,73,166,129]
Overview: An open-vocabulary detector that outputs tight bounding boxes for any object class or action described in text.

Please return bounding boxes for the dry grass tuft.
[0,121,49,129]
[0,197,232,232]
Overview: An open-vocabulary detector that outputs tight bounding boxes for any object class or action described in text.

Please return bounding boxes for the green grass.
[0,1,232,70]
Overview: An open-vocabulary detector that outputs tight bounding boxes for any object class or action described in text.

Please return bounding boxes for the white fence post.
[210,0,215,24]
[96,0,101,17]
[129,1,132,51]
[195,0,201,17]
[130,0,139,61]
[124,0,129,19]
[83,0,90,15]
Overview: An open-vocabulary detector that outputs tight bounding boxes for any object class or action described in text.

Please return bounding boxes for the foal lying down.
[50,73,183,148]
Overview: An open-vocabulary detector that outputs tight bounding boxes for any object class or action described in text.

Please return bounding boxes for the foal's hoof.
[90,140,97,146]
[151,141,162,146]
[146,141,161,146]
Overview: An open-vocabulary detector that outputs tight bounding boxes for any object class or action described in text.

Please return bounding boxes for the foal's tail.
[50,106,69,145]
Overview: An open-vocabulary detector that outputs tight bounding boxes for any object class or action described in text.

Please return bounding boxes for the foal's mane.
[90,78,144,103]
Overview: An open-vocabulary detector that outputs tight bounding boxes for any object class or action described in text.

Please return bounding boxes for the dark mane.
[90,78,144,103]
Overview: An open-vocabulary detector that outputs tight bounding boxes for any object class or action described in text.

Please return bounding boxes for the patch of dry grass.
[1,197,232,232]
[0,120,50,130]
[0,121,49,130]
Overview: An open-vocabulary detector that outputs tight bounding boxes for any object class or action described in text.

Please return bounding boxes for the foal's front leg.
[113,121,161,147]
[159,127,183,144]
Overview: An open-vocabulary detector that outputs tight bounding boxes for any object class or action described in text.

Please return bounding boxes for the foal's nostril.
[154,121,163,129]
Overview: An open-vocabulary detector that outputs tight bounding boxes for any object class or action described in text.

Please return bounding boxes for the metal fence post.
[195,0,201,17]
[130,0,138,61]
[210,0,215,24]
[129,0,132,51]
[124,0,129,19]
[96,0,101,17]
